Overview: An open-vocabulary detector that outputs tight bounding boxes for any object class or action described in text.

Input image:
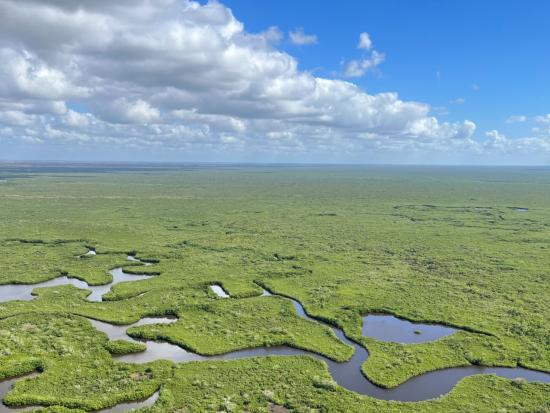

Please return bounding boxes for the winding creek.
[0,252,549,411]
[0,254,153,303]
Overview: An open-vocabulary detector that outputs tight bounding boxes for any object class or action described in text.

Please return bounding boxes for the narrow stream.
[1,256,549,411]
[95,286,550,402]
[0,253,153,303]
[0,253,159,412]
[0,378,36,413]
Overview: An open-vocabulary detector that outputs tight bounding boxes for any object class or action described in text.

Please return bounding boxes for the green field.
[0,164,549,412]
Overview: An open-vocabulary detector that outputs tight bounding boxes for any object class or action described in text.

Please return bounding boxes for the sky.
[0,0,549,164]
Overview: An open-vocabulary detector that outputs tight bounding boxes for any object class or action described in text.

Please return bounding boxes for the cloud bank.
[0,0,547,163]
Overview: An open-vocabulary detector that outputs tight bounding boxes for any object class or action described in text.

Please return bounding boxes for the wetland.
[0,164,548,412]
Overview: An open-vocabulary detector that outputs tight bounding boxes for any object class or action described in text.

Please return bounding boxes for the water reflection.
[362,314,456,343]
[0,254,153,303]
[2,260,549,410]
[210,284,229,298]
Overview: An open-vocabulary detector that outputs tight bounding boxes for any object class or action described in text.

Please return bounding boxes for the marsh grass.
[0,165,549,411]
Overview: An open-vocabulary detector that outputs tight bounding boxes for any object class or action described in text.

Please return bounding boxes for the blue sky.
[226,0,549,137]
[0,0,549,164]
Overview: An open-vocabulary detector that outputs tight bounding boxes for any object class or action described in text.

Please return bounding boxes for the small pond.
[1,260,549,411]
[210,284,230,298]
[362,314,457,343]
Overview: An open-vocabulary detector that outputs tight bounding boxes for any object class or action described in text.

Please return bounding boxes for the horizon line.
[1,159,549,168]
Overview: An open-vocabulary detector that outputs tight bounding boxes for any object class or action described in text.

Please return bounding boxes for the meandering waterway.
[1,253,549,411]
[0,253,153,303]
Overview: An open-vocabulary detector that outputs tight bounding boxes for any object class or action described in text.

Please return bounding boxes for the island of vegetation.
[0,163,548,412]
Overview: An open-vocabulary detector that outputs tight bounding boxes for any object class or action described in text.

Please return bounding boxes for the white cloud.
[0,48,88,100]
[358,32,372,50]
[259,26,283,43]
[289,27,318,45]
[485,129,507,143]
[506,115,527,123]
[481,128,550,156]
[0,110,34,126]
[108,98,161,124]
[483,129,550,157]
[408,118,476,140]
[0,0,508,160]
[345,51,385,77]
[63,110,91,127]
[534,114,550,136]
[344,33,384,77]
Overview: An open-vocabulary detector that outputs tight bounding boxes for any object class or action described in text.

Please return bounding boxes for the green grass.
[0,165,549,411]
[0,313,171,411]
[144,357,550,413]
[104,340,147,355]
[127,295,353,362]
[0,241,147,286]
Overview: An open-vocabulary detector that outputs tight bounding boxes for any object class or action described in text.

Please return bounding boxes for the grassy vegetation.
[144,357,550,413]
[0,313,170,410]
[0,240,148,286]
[127,295,353,362]
[104,340,147,355]
[0,164,549,411]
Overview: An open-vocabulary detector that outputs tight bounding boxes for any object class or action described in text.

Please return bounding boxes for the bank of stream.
[1,253,549,411]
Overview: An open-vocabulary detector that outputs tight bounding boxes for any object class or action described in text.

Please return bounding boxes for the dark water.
[99,391,159,413]
[89,317,177,343]
[2,270,549,410]
[93,288,550,402]
[0,254,160,412]
[0,254,153,303]
[0,378,37,412]
[362,314,457,343]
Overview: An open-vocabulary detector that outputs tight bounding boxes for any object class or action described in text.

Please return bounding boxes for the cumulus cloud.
[344,33,385,77]
[344,51,385,77]
[0,110,34,126]
[289,27,318,45]
[259,26,283,44]
[358,32,372,50]
[106,98,161,124]
[409,119,476,140]
[482,128,550,156]
[485,129,507,145]
[0,0,492,160]
[0,48,88,100]
[530,114,550,140]
[63,109,92,127]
